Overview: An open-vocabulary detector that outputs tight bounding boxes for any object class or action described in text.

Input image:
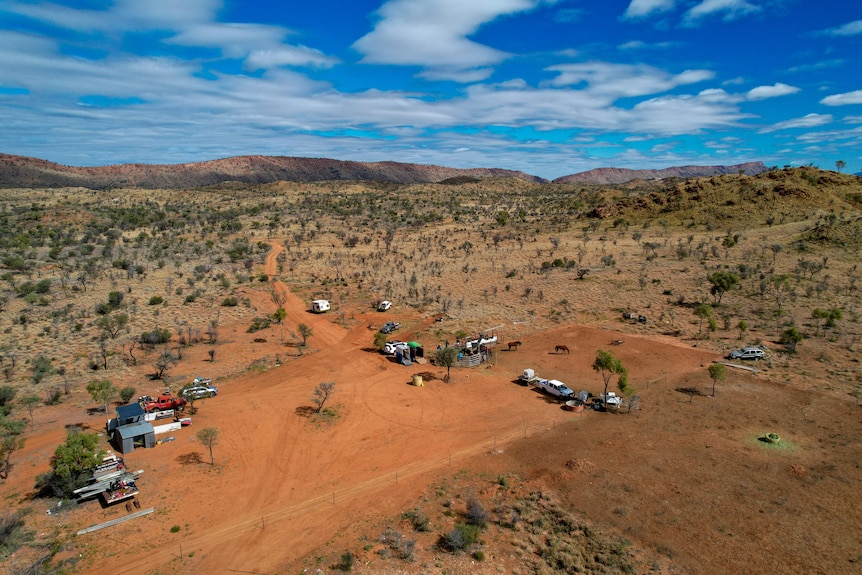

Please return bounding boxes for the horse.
[555,344,570,354]
[507,341,522,351]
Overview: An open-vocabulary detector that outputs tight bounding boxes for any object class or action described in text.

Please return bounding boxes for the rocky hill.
[553,161,768,184]
[0,153,776,189]
[0,154,548,189]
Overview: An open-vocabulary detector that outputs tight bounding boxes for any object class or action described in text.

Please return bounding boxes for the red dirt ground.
[3,243,861,575]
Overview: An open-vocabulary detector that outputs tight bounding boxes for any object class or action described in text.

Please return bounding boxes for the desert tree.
[780,326,803,353]
[312,382,336,414]
[119,386,136,404]
[736,319,748,340]
[153,347,177,380]
[768,274,793,312]
[707,363,726,397]
[812,307,842,336]
[86,379,117,419]
[30,355,53,386]
[298,323,313,346]
[0,415,26,479]
[20,394,41,426]
[592,349,628,407]
[373,331,388,351]
[436,346,458,382]
[271,307,286,324]
[208,348,216,362]
[125,339,138,365]
[694,303,714,337]
[0,385,17,416]
[35,429,103,497]
[835,159,846,172]
[707,271,739,305]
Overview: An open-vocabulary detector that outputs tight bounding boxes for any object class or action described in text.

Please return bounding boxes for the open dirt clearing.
[3,226,861,575]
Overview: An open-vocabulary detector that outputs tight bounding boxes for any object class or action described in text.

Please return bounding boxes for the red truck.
[141,394,187,413]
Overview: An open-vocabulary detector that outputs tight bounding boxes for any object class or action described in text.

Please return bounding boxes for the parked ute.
[537,379,575,400]
[377,300,392,312]
[728,347,766,360]
[142,394,187,413]
[180,384,218,400]
[379,321,401,334]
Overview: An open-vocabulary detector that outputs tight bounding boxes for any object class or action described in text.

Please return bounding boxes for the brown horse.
[555,344,570,354]
[507,341,522,351]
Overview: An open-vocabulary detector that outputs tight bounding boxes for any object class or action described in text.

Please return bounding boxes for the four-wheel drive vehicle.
[728,347,766,360]
[180,384,218,400]
[537,379,575,400]
[379,321,401,334]
[383,340,405,355]
[377,300,392,312]
[142,394,187,413]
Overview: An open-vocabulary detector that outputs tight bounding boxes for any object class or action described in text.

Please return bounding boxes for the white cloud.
[618,39,676,50]
[758,113,833,133]
[622,0,677,19]
[166,22,339,70]
[352,0,546,81]
[795,126,862,144]
[5,2,337,73]
[819,19,862,37]
[746,83,799,101]
[629,92,750,134]
[545,61,713,99]
[844,115,862,124]
[683,0,760,26]
[820,90,862,106]
[5,0,219,32]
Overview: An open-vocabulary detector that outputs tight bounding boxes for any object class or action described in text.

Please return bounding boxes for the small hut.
[109,403,156,454]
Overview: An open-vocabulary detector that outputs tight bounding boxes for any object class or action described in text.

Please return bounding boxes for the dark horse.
[507,341,522,351]
[555,344,570,354]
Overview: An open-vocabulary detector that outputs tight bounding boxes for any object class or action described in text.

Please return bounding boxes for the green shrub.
[148,296,164,305]
[440,522,480,552]
[339,551,354,571]
[402,509,430,532]
[221,297,238,307]
[170,525,181,533]
[247,317,272,333]
[119,386,136,404]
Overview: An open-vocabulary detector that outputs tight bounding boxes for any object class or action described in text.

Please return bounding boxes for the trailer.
[311,299,330,313]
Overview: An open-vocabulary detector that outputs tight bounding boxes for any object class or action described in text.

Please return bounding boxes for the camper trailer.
[311,299,330,313]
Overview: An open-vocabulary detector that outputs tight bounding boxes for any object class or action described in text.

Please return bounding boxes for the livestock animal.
[507,341,522,351]
[555,344,570,354]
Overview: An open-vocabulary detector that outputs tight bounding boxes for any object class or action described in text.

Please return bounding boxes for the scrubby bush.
[247,317,272,333]
[440,522,480,552]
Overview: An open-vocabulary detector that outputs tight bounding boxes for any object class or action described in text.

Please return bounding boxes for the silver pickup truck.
[536,378,575,400]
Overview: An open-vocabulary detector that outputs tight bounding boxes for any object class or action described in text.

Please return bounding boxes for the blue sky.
[0,0,860,179]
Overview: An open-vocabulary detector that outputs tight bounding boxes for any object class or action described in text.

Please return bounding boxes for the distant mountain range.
[0,153,768,189]
[551,162,768,184]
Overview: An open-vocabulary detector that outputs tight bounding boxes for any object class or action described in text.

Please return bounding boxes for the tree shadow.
[675,387,707,402]
[295,406,316,418]
[176,452,203,465]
